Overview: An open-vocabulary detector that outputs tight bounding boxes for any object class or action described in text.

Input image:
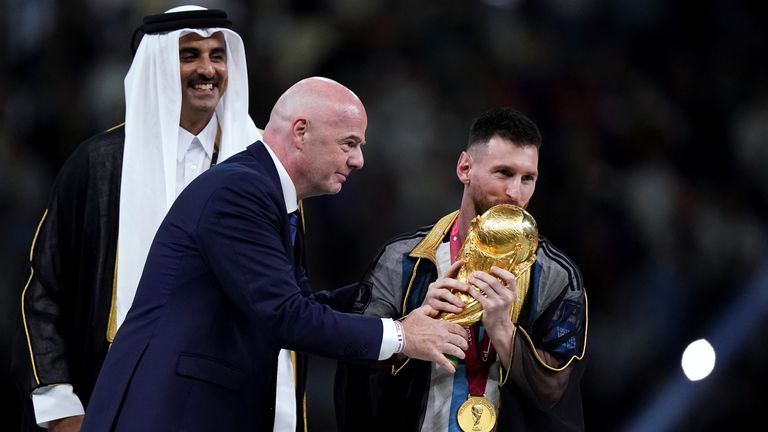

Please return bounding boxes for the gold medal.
[457,395,496,432]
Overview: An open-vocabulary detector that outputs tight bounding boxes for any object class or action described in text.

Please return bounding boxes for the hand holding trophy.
[437,204,538,327]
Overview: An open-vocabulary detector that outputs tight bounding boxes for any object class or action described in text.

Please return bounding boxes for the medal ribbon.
[449,218,496,397]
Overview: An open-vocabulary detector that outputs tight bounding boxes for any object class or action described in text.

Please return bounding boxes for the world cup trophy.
[437,204,538,327]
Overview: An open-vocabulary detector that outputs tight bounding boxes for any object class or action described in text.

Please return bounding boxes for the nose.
[505,179,522,203]
[348,145,364,170]
[196,58,215,78]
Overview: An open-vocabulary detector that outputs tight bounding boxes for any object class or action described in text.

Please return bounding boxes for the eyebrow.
[490,162,537,175]
[178,46,227,56]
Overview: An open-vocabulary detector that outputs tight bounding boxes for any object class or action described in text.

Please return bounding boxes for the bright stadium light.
[625,261,768,431]
[681,339,716,381]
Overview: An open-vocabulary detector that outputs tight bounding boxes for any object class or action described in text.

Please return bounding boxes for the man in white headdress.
[11,5,260,431]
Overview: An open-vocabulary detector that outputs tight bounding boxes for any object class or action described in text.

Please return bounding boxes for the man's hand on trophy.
[465,266,517,338]
[400,305,469,373]
[423,260,470,314]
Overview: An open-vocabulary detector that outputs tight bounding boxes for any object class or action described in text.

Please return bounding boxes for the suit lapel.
[247,142,310,295]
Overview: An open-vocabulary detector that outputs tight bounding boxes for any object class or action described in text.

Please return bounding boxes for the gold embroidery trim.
[21,209,49,384]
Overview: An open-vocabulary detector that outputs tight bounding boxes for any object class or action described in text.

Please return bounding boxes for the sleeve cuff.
[32,384,85,428]
[378,318,403,360]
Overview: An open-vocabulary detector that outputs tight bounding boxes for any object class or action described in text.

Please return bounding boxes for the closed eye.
[340,139,362,152]
[210,48,227,62]
[179,48,199,61]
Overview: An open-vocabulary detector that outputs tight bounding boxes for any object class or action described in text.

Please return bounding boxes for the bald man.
[81,77,468,432]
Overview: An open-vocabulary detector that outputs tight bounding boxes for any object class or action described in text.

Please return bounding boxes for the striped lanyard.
[449,218,496,396]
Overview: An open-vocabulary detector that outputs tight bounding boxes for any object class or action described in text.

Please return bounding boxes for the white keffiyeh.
[116,7,261,332]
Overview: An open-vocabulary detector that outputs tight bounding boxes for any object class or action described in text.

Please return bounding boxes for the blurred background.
[2,0,767,430]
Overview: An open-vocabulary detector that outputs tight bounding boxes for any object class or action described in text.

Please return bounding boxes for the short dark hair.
[467,107,542,150]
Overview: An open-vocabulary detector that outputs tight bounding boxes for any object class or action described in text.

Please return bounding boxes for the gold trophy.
[437,204,538,327]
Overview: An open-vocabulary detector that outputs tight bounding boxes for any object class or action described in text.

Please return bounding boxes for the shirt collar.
[261,140,298,214]
[176,113,218,162]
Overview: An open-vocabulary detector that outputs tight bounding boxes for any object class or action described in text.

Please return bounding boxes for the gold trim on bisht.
[106,241,119,344]
[21,209,49,384]
[437,204,538,327]
[410,211,459,264]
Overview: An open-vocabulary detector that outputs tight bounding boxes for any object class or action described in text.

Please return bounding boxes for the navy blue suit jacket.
[82,142,382,431]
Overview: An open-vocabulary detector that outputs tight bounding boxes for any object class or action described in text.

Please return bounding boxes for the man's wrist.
[393,319,406,353]
[378,318,404,359]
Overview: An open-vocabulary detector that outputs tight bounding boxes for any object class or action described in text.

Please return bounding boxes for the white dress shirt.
[176,114,218,197]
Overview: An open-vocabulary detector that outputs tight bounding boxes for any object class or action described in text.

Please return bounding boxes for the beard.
[471,192,523,216]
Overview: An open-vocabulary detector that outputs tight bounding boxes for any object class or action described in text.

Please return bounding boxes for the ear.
[457,151,471,184]
[291,118,308,149]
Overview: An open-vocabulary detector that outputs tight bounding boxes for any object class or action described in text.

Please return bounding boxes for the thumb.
[446,259,465,278]
[417,304,439,317]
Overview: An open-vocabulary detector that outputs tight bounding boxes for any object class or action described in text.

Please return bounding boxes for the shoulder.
[364,221,442,287]
[212,142,275,185]
[192,155,282,219]
[75,124,125,157]
[376,223,435,260]
[206,153,276,195]
[51,125,125,191]
[61,125,124,171]
[536,235,585,294]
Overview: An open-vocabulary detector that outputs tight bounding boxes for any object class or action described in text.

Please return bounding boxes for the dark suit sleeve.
[311,283,367,313]
[195,175,383,361]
